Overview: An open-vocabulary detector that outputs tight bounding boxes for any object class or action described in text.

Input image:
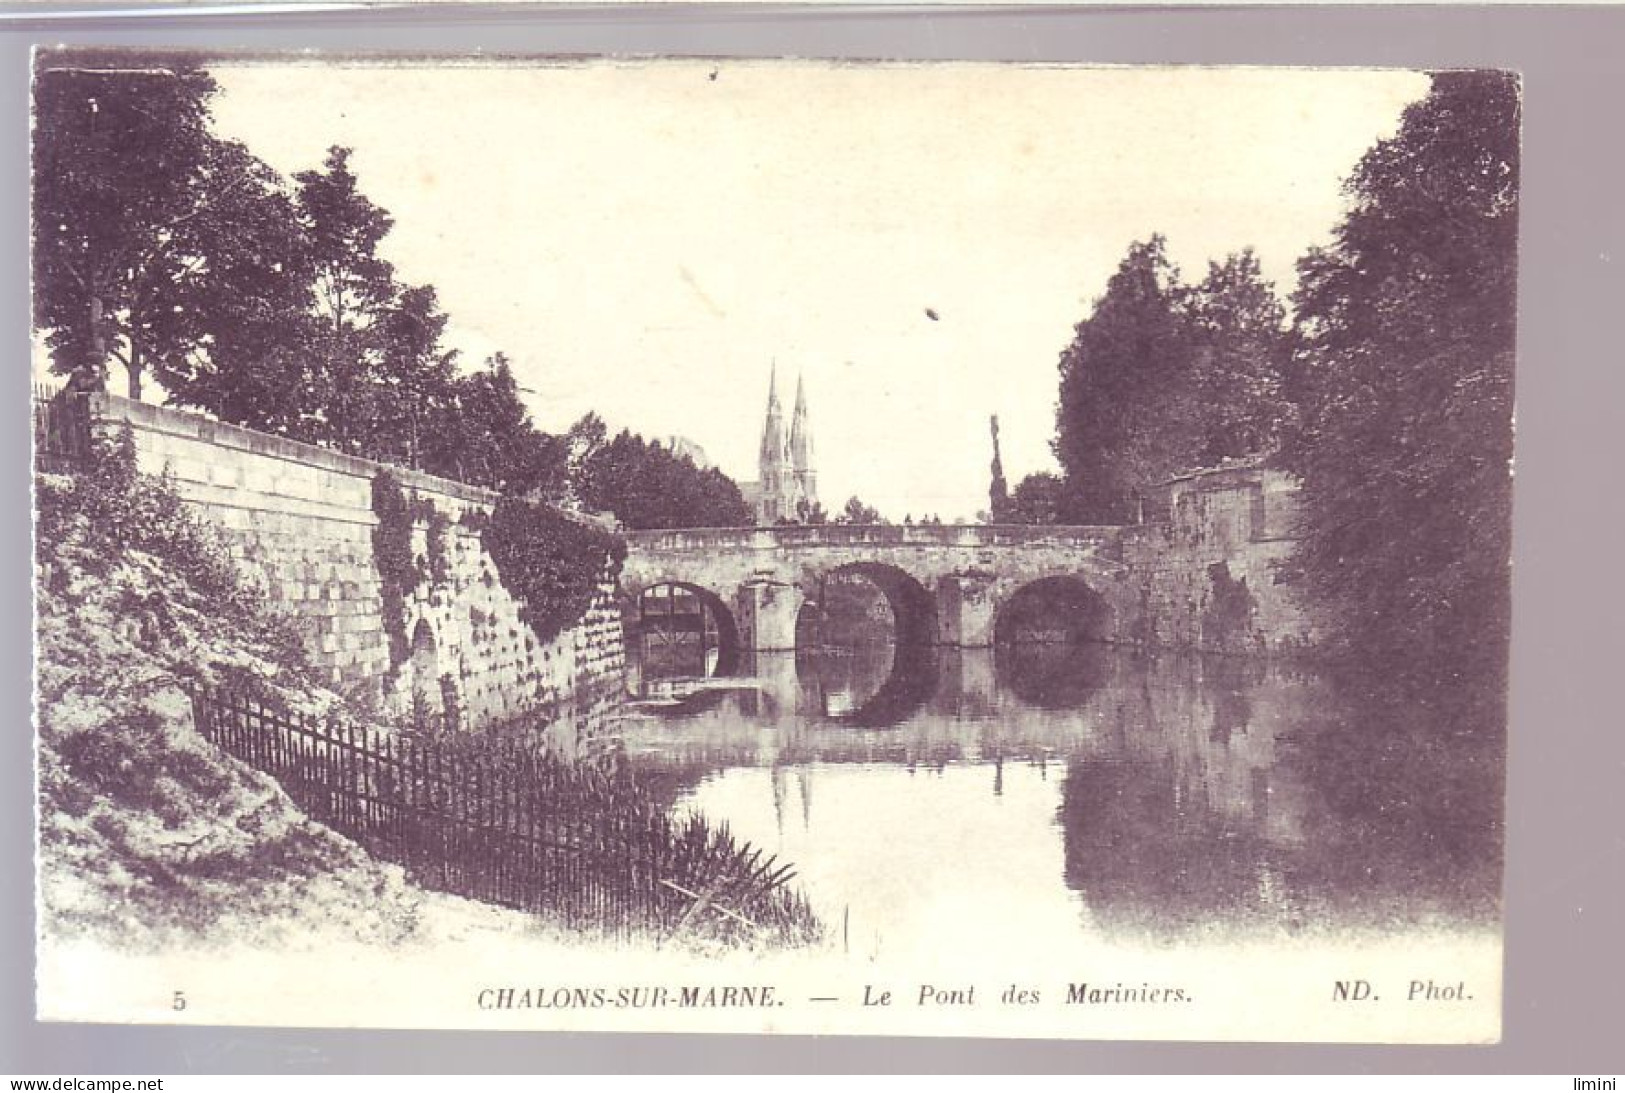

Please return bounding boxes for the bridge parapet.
[623,523,1128,553]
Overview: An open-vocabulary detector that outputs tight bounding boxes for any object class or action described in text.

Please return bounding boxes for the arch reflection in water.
[795,642,940,728]
[995,642,1113,709]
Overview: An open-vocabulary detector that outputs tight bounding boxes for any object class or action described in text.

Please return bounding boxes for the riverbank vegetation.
[35,429,426,947]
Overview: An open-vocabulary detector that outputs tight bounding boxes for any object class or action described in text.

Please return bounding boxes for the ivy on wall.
[426,508,452,588]
[481,496,626,645]
[371,471,422,668]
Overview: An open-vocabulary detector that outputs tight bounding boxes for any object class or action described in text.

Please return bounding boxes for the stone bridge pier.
[736,575,806,652]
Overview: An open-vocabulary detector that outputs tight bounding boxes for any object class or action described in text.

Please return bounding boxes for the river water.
[617,640,1504,959]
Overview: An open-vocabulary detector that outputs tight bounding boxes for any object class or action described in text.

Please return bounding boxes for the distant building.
[738,366,818,525]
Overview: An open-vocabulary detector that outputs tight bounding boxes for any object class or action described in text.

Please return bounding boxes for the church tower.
[758,365,790,523]
[790,373,817,516]
[747,365,818,524]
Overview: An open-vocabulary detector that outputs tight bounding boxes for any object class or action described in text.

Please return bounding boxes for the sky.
[205,60,1430,520]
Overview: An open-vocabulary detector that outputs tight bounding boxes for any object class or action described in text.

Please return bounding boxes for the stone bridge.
[620,523,1132,654]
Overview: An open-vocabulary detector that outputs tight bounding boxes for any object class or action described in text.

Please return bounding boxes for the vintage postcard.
[30,52,1514,1042]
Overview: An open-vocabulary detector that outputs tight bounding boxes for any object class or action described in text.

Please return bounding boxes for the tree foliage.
[32,62,755,532]
[1052,238,1291,523]
[481,497,627,644]
[1184,251,1290,465]
[1054,237,1192,523]
[32,58,306,402]
[1004,472,1070,526]
[573,425,752,530]
[835,496,886,525]
[1278,71,1518,684]
[419,354,568,498]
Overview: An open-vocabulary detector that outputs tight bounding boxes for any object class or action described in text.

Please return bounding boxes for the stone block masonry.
[1116,463,1317,655]
[90,394,626,741]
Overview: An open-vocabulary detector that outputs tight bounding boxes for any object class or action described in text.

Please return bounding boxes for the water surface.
[618,641,1504,956]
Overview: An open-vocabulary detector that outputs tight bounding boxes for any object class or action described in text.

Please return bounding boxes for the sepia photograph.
[29,51,1515,1042]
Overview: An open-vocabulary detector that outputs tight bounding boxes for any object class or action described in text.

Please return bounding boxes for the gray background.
[2,3,1621,1074]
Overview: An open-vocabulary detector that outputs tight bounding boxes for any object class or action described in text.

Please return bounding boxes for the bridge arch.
[623,580,742,680]
[810,561,939,648]
[790,562,942,727]
[994,575,1114,646]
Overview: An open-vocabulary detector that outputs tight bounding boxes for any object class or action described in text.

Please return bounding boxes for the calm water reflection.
[617,642,1503,953]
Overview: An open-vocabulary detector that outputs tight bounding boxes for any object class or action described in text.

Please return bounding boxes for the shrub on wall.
[482,496,626,644]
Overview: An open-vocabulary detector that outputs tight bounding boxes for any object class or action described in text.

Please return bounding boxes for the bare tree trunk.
[126,342,143,402]
[74,294,109,394]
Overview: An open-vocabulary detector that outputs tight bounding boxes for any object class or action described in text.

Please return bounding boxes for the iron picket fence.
[189,687,819,946]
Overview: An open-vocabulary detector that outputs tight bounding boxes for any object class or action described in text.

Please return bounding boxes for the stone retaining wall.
[1117,464,1317,654]
[91,393,625,740]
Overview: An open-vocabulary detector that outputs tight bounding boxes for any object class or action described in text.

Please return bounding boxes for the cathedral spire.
[790,373,812,472]
[760,363,786,473]
[790,372,817,513]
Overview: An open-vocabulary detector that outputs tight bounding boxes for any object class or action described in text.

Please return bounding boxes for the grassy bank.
[34,430,820,952]
[34,430,433,949]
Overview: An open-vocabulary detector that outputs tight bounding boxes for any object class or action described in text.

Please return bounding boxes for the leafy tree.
[564,413,608,488]
[1279,71,1518,684]
[1005,472,1070,525]
[293,146,401,452]
[836,496,887,525]
[158,187,315,433]
[1054,236,1196,522]
[1051,238,1294,524]
[272,146,473,467]
[1184,249,1290,464]
[422,354,567,498]
[574,428,750,530]
[32,58,303,402]
[364,284,459,468]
